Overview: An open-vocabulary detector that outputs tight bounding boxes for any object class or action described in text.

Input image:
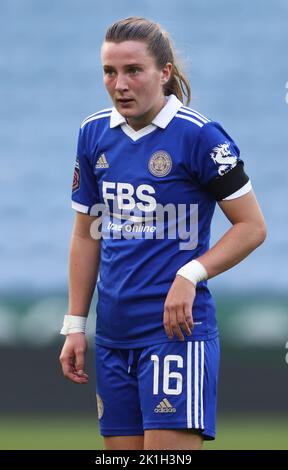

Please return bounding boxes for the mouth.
[117,98,134,104]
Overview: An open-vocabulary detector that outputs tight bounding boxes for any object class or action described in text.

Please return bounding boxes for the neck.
[127,95,167,131]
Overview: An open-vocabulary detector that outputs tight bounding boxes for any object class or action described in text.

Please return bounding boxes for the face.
[101,41,172,131]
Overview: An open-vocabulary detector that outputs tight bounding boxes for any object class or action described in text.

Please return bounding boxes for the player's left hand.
[163,275,196,341]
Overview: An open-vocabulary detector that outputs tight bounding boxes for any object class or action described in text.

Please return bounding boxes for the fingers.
[170,306,185,341]
[163,307,173,339]
[59,353,89,384]
[75,349,88,378]
[59,334,89,384]
[183,304,194,332]
[164,304,194,341]
[176,304,192,337]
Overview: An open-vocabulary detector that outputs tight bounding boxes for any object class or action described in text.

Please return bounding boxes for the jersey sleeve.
[71,126,101,214]
[193,121,251,201]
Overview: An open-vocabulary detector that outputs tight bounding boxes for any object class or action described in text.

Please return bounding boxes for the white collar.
[110,94,183,130]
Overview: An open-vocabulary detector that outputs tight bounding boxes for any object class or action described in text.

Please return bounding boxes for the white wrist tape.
[176,260,208,287]
[60,315,87,335]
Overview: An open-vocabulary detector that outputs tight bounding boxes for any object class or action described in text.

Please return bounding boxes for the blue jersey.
[71,95,251,348]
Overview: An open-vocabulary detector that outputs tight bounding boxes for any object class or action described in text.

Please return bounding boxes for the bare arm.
[60,212,101,384]
[68,212,101,315]
[164,190,266,340]
[197,190,267,277]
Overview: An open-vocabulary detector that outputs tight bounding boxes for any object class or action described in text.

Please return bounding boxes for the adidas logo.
[95,153,109,168]
[154,398,176,413]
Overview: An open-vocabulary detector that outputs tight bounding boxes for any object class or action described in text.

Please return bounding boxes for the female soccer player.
[59,17,266,450]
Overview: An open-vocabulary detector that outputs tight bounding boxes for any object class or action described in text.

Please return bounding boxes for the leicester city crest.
[148,151,172,177]
[96,394,104,420]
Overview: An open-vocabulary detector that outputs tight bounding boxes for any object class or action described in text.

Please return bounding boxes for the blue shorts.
[95,337,220,440]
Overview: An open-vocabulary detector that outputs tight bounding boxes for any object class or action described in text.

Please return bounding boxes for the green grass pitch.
[0,414,287,450]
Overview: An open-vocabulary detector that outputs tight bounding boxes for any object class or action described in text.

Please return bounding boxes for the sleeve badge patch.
[72,157,80,192]
[210,142,237,176]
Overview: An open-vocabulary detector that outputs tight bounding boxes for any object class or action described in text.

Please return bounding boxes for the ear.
[160,63,173,85]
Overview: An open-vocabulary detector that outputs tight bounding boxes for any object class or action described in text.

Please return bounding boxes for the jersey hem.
[94,330,219,349]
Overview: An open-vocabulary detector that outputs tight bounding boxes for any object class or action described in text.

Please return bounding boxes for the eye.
[128,67,141,75]
[104,69,116,77]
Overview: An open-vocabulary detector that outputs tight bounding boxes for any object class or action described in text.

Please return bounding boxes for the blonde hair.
[104,17,191,105]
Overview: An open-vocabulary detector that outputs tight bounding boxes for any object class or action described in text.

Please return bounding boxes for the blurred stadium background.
[0,0,288,450]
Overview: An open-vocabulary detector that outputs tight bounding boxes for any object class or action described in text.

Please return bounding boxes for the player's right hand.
[59,333,89,384]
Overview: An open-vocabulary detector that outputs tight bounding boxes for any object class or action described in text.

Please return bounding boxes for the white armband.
[60,315,87,335]
[176,260,208,287]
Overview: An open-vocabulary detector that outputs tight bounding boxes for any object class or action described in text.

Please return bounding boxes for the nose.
[115,73,129,92]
